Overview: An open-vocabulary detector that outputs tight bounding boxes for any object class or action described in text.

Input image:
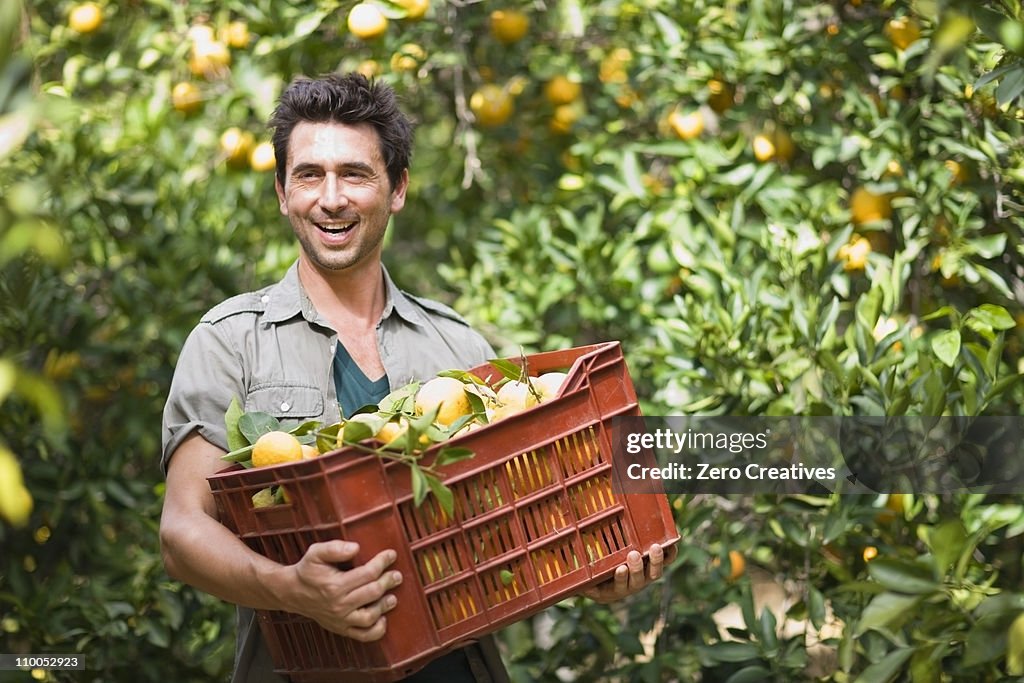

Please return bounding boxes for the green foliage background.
[2,0,1024,681]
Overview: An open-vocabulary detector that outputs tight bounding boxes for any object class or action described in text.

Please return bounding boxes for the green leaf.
[238,412,281,444]
[1008,613,1024,675]
[288,420,321,437]
[931,329,961,367]
[970,304,1016,331]
[225,396,246,452]
[725,667,773,683]
[426,474,454,518]
[925,519,967,576]
[487,357,525,381]
[315,423,342,453]
[867,558,940,595]
[855,593,921,636]
[699,641,760,663]
[435,447,475,467]
[411,464,428,507]
[853,647,915,683]
[343,412,386,444]
[221,444,254,463]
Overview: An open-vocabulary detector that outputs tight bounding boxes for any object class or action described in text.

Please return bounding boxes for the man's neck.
[296,255,387,332]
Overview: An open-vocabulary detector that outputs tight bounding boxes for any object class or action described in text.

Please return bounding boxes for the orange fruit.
[390,43,426,73]
[885,16,921,51]
[490,9,529,45]
[707,78,734,113]
[249,142,276,172]
[492,380,539,421]
[252,431,303,467]
[862,546,879,562]
[395,0,430,20]
[838,236,872,272]
[348,3,388,40]
[171,82,202,115]
[415,377,473,426]
[220,127,255,169]
[850,187,893,224]
[544,75,581,106]
[218,20,250,48]
[189,40,231,79]
[669,109,704,141]
[470,84,513,127]
[69,2,103,34]
[752,134,775,162]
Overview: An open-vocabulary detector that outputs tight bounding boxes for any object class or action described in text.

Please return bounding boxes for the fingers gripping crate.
[208,341,680,683]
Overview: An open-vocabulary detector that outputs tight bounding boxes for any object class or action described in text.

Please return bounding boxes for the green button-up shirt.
[161,260,505,683]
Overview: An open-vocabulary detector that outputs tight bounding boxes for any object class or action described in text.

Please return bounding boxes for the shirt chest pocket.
[245,383,325,421]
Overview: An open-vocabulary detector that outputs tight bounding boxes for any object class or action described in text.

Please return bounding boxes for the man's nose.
[318,174,348,213]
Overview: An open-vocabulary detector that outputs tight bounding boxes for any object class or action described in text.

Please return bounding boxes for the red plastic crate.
[207,341,680,682]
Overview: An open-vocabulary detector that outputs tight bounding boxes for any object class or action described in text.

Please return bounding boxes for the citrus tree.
[2,0,1023,681]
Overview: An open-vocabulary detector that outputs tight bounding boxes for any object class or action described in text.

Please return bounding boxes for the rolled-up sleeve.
[161,321,245,476]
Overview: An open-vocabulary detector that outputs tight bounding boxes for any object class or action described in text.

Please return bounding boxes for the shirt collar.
[262,260,426,327]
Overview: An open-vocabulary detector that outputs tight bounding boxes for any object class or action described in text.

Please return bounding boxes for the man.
[160,72,671,683]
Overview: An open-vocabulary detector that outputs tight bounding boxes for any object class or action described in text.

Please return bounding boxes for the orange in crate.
[208,342,679,682]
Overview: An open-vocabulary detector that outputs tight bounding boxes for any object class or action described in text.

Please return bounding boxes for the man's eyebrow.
[289,161,376,175]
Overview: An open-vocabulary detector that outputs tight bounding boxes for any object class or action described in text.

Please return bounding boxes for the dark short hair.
[269,72,413,189]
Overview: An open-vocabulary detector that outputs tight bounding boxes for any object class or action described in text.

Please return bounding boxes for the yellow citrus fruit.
[390,43,426,73]
[218,20,250,49]
[249,142,276,172]
[752,133,775,162]
[490,9,529,45]
[395,0,430,20]
[850,187,893,224]
[188,24,216,44]
[549,104,580,135]
[0,447,33,527]
[356,59,382,78]
[712,549,746,581]
[862,546,879,562]
[171,81,202,115]
[534,372,568,402]
[251,488,276,507]
[348,3,388,40]
[220,127,255,169]
[885,159,904,177]
[252,431,303,468]
[885,16,921,51]
[69,2,103,34]
[189,40,231,79]
[301,444,319,460]
[599,48,632,84]
[376,419,408,446]
[544,75,581,106]
[945,159,968,185]
[669,109,704,141]
[838,236,872,272]
[492,380,539,421]
[772,127,795,162]
[707,78,734,113]
[470,84,513,127]
[415,377,473,426]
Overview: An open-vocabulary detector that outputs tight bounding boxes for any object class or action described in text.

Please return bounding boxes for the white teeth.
[317,222,355,233]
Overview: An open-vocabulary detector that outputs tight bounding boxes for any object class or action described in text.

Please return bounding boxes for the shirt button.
[280,402,290,412]
[261,295,269,304]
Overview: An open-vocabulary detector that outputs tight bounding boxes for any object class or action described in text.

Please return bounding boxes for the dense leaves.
[2,0,1023,681]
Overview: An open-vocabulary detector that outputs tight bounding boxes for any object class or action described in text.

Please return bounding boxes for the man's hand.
[288,540,403,642]
[580,543,677,604]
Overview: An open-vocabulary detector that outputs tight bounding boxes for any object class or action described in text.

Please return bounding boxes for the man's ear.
[275,176,287,216]
[389,168,409,214]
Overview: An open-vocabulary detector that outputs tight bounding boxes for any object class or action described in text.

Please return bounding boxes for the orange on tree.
[772,127,795,162]
[348,3,388,40]
[171,81,202,115]
[544,75,581,106]
[838,235,872,272]
[490,9,529,45]
[395,0,430,21]
[863,546,879,562]
[391,43,426,73]
[189,39,231,79]
[713,550,746,581]
[549,104,580,135]
[599,48,632,84]
[249,142,276,172]
[220,127,255,169]
[252,431,303,468]
[945,159,968,185]
[669,109,704,141]
[69,2,103,34]
[885,16,922,51]
[752,133,775,162]
[470,84,513,128]
[850,186,892,224]
[707,78,734,113]
[218,20,250,49]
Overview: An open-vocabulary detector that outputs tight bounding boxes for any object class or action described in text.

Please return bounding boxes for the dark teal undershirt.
[331,342,477,683]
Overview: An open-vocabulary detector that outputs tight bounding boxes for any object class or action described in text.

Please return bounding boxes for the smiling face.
[275,121,408,275]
